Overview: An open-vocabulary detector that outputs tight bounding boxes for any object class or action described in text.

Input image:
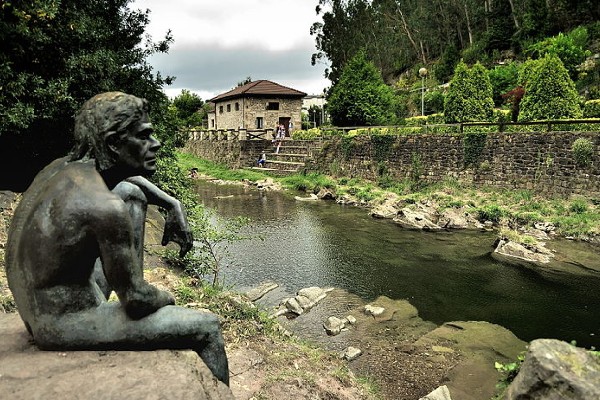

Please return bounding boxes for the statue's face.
[115,112,161,176]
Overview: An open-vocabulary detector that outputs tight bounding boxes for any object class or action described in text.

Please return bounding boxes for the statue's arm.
[94,199,175,319]
[125,176,193,257]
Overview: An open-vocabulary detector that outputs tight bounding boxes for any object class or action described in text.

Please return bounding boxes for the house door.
[278,117,290,136]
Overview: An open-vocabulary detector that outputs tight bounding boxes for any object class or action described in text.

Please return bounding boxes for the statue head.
[70,92,159,173]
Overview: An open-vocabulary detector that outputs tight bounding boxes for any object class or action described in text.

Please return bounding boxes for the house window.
[235,102,240,111]
[211,119,215,128]
[266,102,279,110]
[256,117,264,129]
[227,104,231,112]
[219,106,223,114]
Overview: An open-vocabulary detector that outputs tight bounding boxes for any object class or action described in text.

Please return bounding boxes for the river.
[194,180,600,348]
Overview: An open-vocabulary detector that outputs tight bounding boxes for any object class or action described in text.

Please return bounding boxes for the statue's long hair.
[69,92,149,171]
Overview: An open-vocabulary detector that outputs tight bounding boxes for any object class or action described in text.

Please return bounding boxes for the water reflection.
[194,180,600,348]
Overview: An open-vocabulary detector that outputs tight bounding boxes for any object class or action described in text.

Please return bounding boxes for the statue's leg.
[92,181,148,298]
[34,303,230,385]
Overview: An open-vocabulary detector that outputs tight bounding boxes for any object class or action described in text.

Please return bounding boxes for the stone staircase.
[249,140,320,175]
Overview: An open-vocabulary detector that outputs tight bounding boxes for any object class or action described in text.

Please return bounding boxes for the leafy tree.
[526,27,591,78]
[444,61,494,123]
[236,76,252,87]
[327,50,396,126]
[0,0,173,190]
[434,45,460,83]
[488,62,520,106]
[518,54,582,121]
[172,90,204,128]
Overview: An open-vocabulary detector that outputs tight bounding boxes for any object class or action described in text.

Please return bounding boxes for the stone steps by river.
[248,140,322,175]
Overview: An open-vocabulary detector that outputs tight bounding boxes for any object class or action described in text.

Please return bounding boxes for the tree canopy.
[444,61,494,123]
[311,0,600,85]
[518,54,582,121]
[0,0,173,190]
[327,50,397,126]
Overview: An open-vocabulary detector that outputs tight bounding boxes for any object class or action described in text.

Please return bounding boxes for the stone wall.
[184,130,600,197]
[184,139,272,170]
[312,131,600,197]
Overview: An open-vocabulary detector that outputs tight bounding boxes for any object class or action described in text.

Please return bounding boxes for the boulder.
[273,287,333,317]
[255,178,281,191]
[370,193,401,219]
[294,193,319,201]
[492,238,554,267]
[438,208,470,229]
[370,202,399,219]
[419,385,452,400]
[506,339,600,400]
[316,188,336,200]
[364,304,385,317]
[323,316,346,336]
[394,208,442,231]
[416,321,526,400]
[0,313,234,400]
[342,347,362,361]
[245,281,279,302]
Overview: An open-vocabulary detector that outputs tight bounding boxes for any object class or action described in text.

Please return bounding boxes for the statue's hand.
[161,200,193,257]
[124,284,176,320]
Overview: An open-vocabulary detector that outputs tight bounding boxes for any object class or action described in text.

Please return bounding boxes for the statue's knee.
[113,181,147,204]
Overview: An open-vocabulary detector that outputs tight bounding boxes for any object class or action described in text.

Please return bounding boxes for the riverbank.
[178,150,600,265]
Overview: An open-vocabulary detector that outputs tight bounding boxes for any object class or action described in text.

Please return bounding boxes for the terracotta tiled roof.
[209,80,307,102]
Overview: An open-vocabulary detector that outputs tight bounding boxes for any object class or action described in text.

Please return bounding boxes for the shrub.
[424,90,445,114]
[444,61,494,123]
[327,50,397,126]
[477,204,505,223]
[405,116,427,126]
[583,100,600,118]
[488,62,520,106]
[292,128,322,140]
[426,113,445,124]
[571,138,594,167]
[518,54,582,121]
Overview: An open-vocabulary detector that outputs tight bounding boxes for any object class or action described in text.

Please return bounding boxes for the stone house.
[207,80,306,136]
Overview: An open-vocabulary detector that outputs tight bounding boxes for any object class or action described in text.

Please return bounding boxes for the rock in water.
[506,339,600,400]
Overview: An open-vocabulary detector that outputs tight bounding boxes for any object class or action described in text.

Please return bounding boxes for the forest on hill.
[308,0,600,124]
[311,0,600,84]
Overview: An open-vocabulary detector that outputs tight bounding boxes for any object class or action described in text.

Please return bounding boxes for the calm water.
[195,181,600,348]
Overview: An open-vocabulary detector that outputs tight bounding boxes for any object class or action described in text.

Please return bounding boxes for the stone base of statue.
[0,313,234,400]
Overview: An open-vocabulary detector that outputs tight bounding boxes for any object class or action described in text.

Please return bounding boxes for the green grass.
[177,151,267,182]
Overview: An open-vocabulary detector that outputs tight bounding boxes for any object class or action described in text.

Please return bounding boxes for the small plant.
[478,204,505,223]
[571,138,594,167]
[569,198,589,214]
[494,352,526,396]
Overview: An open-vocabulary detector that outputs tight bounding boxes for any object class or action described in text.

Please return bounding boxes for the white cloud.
[131,0,330,100]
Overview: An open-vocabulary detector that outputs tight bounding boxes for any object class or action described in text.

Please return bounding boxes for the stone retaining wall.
[184,139,272,169]
[185,131,600,197]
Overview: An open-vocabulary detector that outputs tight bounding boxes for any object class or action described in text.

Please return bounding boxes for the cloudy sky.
[130,0,331,101]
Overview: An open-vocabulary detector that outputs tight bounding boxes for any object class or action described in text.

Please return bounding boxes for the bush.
[424,90,445,114]
[571,138,594,167]
[444,61,494,123]
[488,62,520,106]
[583,100,600,117]
[518,54,582,121]
[426,113,446,124]
[327,50,397,126]
[292,128,322,140]
[477,204,505,223]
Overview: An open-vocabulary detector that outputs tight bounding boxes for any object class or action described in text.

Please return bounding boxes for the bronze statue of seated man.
[5,92,229,385]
